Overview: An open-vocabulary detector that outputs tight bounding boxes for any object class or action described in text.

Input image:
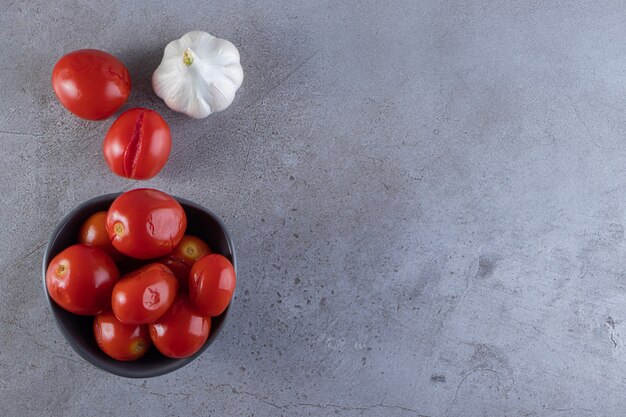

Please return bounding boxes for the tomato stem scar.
[184,245,196,257]
[56,264,67,276]
[132,340,146,354]
[113,222,125,236]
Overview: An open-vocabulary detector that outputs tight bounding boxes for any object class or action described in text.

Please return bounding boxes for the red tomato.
[149,294,210,358]
[111,263,178,325]
[78,211,123,261]
[46,244,119,315]
[94,311,151,361]
[189,254,236,317]
[171,235,212,267]
[51,49,131,120]
[106,188,187,259]
[157,255,191,290]
[103,108,172,180]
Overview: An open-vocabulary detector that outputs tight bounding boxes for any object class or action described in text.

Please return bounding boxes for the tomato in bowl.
[42,192,236,378]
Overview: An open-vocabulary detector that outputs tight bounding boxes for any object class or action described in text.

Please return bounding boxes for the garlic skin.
[152,31,244,119]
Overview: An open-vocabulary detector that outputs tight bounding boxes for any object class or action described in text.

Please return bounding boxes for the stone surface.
[1,1,624,416]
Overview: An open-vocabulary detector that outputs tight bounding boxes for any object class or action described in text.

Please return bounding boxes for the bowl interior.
[42,193,236,378]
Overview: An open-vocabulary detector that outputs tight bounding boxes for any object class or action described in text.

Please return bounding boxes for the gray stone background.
[1,0,625,416]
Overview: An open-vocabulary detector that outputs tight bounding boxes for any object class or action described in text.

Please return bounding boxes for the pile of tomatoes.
[52,49,171,180]
[45,188,236,361]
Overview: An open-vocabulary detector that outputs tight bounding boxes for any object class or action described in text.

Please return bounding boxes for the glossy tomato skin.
[157,255,191,290]
[106,188,187,259]
[94,311,151,361]
[103,108,172,180]
[111,263,178,325]
[78,211,123,261]
[171,235,212,267]
[149,294,210,358]
[52,49,131,120]
[189,254,236,317]
[46,244,119,315]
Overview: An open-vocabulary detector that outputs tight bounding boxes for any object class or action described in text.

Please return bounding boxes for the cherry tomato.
[78,211,123,261]
[171,235,212,267]
[103,108,172,180]
[111,263,178,325]
[94,311,151,361]
[149,294,210,358]
[52,49,131,120]
[189,254,236,317]
[157,255,191,290]
[46,244,119,315]
[106,188,187,259]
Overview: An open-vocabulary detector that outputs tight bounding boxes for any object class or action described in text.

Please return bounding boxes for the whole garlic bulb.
[152,31,244,119]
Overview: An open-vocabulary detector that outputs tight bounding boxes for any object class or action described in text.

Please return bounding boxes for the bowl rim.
[41,192,237,378]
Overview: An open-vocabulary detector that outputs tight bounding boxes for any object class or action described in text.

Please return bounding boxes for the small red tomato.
[171,235,212,267]
[106,188,187,259]
[94,311,151,361]
[52,49,131,120]
[149,294,210,358]
[46,244,119,315]
[103,108,172,180]
[111,263,178,325]
[78,211,123,261]
[189,254,236,317]
[157,255,191,290]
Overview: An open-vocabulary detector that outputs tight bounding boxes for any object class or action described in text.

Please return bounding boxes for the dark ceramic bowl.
[42,193,236,378]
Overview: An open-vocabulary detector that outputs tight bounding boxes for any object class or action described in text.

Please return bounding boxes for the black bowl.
[42,193,236,378]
